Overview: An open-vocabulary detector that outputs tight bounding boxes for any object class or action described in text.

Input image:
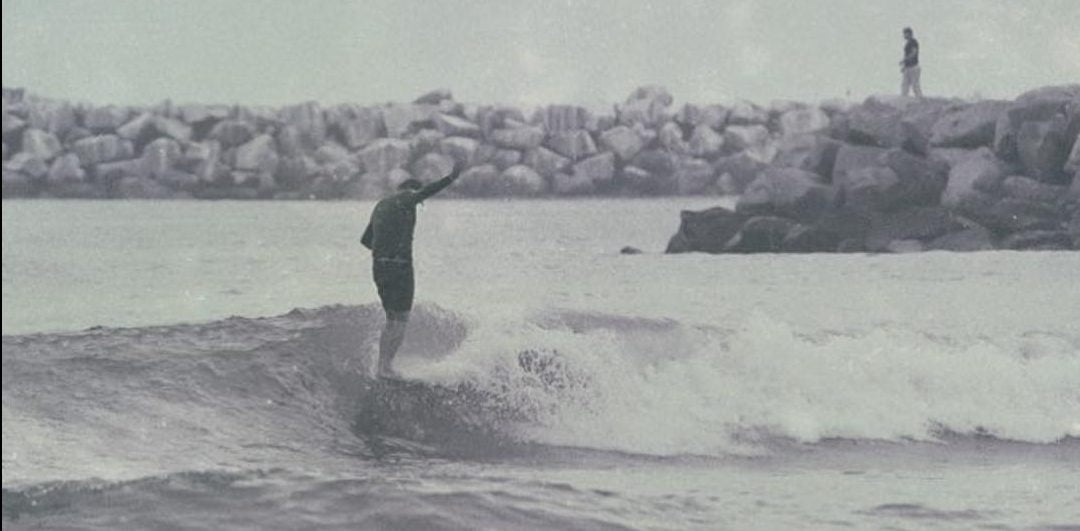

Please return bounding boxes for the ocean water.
[3,199,1079,530]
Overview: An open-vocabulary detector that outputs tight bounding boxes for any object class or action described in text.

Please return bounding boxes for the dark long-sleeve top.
[360,174,456,261]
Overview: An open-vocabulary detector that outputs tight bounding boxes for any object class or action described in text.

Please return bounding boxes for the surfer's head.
[902,27,913,40]
[398,179,423,192]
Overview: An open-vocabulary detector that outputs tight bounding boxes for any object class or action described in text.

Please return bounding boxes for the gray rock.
[524,146,571,178]
[779,107,830,137]
[727,100,769,125]
[929,147,981,169]
[274,155,318,189]
[616,85,673,126]
[665,206,748,253]
[627,150,679,194]
[598,126,645,161]
[409,129,447,157]
[498,165,546,196]
[879,148,949,208]
[546,130,597,160]
[572,152,616,188]
[184,141,223,182]
[926,225,995,252]
[178,104,230,124]
[658,122,689,154]
[411,152,456,182]
[114,176,173,199]
[1001,230,1072,250]
[831,144,889,183]
[837,166,901,213]
[313,142,352,165]
[4,153,48,179]
[414,89,453,105]
[46,153,85,183]
[847,96,951,152]
[866,206,961,250]
[279,102,327,149]
[3,112,27,138]
[2,169,34,197]
[1017,117,1071,183]
[994,84,1079,161]
[208,120,256,148]
[941,147,1006,209]
[325,105,383,150]
[354,138,408,175]
[490,149,522,170]
[141,138,184,179]
[688,125,725,159]
[434,113,481,138]
[21,129,62,161]
[153,116,192,142]
[83,105,132,132]
[71,135,132,166]
[491,126,545,150]
[674,157,717,195]
[724,216,800,253]
[929,100,1010,147]
[533,105,593,132]
[382,103,438,138]
[27,99,77,136]
[157,169,201,192]
[620,246,644,255]
[234,135,280,175]
[454,164,500,196]
[116,112,155,141]
[773,134,842,180]
[1001,176,1067,203]
[713,151,767,194]
[983,198,1064,233]
[437,136,480,169]
[724,125,769,153]
[551,172,596,195]
[884,239,924,253]
[676,104,728,129]
[1066,137,1080,177]
[737,167,836,222]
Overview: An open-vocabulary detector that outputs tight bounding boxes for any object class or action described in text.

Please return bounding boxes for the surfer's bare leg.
[377,311,409,378]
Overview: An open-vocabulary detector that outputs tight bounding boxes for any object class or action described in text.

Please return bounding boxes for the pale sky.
[3,0,1078,109]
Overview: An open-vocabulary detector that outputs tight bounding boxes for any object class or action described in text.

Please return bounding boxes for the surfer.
[361,165,461,379]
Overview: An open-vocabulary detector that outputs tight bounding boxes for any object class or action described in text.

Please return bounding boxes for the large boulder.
[27,99,77,136]
[773,134,842,180]
[926,225,995,252]
[153,116,192,142]
[434,113,481,137]
[713,151,767,194]
[993,84,1079,162]
[551,171,596,195]
[116,112,155,141]
[847,96,951,153]
[779,107,830,137]
[533,105,593,132]
[658,122,689,154]
[737,167,836,222]
[929,147,981,170]
[837,166,900,213]
[208,120,256,148]
[233,135,280,175]
[724,216,800,253]
[1001,175,1067,204]
[2,112,27,141]
[327,105,384,149]
[941,147,1006,209]
[2,169,34,197]
[453,164,500,196]
[4,153,48,179]
[546,130,597,160]
[410,152,456,182]
[665,206,748,253]
[831,144,889,183]
[1000,230,1073,250]
[20,129,62,161]
[1016,116,1071,183]
[865,206,961,251]
[727,100,769,125]
[361,138,413,174]
[184,141,223,182]
[114,176,174,199]
[524,146,571,178]
[616,86,673,126]
[878,148,949,208]
[674,157,717,195]
[279,102,327,149]
[625,149,678,194]
[497,165,546,196]
[490,149,522,170]
[930,100,1010,147]
[572,152,616,189]
[140,137,184,179]
[437,136,480,169]
[382,103,438,138]
[688,125,725,159]
[676,104,728,129]
[982,198,1064,233]
[83,105,132,133]
[599,125,646,161]
[178,104,230,125]
[724,125,770,153]
[491,126,545,150]
[45,153,86,184]
[408,129,447,157]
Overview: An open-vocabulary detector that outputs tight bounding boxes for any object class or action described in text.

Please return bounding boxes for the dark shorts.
[373,259,414,314]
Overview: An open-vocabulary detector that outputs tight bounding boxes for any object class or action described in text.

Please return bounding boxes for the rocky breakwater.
[666,85,1080,253]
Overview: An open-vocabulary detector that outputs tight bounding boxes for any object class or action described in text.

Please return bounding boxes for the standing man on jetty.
[361,166,461,379]
[899,27,923,98]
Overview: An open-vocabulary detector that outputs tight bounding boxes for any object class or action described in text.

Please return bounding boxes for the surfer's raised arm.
[410,166,461,204]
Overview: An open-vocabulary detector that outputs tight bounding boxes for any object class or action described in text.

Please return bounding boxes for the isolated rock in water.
[984,198,1063,233]
[454,164,500,196]
[21,129,62,161]
[414,89,452,105]
[688,124,725,159]
[665,206,748,253]
[598,125,645,161]
[410,152,455,182]
[208,120,256,149]
[358,138,411,174]
[525,146,571,178]
[1017,117,1071,183]
[83,105,132,133]
[866,206,960,250]
[779,107,830,137]
[674,157,717,195]
[773,134,842,180]
[116,112,155,141]
[572,152,616,187]
[926,225,995,252]
[930,100,1009,147]
[879,148,949,208]
[620,246,643,255]
[533,105,593,132]
[153,116,192,142]
[737,167,835,222]
[435,113,481,137]
[115,176,173,199]
[27,99,77,136]
[837,166,900,213]
[383,103,438,138]
[1001,176,1066,203]
[994,84,1079,161]
[437,136,479,169]
[616,85,673,126]
[140,137,183,179]
[279,102,327,149]
[490,149,523,170]
[724,216,799,253]
[546,130,597,160]
[491,126,544,150]
[831,144,889,183]
[727,100,769,125]
[497,165,546,196]
[46,153,85,183]
[713,151,767,194]
[941,147,1005,209]
[1001,230,1073,250]
[3,112,27,138]
[676,104,728,129]
[551,171,595,195]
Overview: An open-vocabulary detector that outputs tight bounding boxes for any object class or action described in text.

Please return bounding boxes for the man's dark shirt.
[360,175,455,261]
[904,38,919,67]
